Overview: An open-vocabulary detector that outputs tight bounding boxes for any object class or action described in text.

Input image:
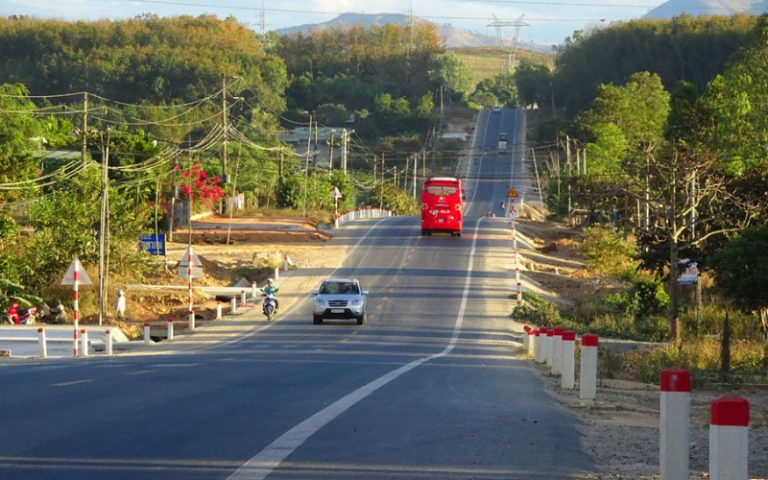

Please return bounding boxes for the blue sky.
[1,0,668,46]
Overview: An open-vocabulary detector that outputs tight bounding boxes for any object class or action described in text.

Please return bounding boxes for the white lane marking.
[51,379,92,387]
[226,218,483,480]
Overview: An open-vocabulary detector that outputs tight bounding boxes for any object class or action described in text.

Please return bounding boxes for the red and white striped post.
[551,326,564,375]
[515,266,520,285]
[660,367,691,480]
[144,323,151,346]
[37,328,47,358]
[187,249,195,331]
[241,290,247,305]
[516,281,523,306]
[534,328,545,363]
[511,220,517,250]
[710,394,750,480]
[105,330,113,356]
[230,296,237,314]
[167,318,174,341]
[73,267,79,357]
[561,331,576,389]
[80,329,88,357]
[580,333,599,404]
[216,301,222,320]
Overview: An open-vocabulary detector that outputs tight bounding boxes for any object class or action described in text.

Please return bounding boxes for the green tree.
[513,60,552,109]
[431,52,473,101]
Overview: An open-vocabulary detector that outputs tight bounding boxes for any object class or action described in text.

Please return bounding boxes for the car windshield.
[319,282,359,295]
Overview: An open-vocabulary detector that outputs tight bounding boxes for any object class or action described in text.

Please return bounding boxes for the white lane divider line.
[226,217,483,480]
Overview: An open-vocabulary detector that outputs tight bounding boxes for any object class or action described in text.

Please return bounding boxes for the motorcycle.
[2,303,38,325]
[262,292,277,321]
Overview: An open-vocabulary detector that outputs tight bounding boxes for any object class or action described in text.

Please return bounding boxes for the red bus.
[421,177,464,237]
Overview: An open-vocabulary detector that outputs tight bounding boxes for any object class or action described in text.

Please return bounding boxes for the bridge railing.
[335,208,393,228]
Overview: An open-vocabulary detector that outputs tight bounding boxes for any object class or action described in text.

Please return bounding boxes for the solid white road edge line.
[225,217,483,480]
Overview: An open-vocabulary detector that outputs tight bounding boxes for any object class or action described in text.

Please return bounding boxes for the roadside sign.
[139,234,166,256]
[61,257,92,285]
[678,259,698,285]
[507,187,519,198]
[178,267,203,279]
[178,247,202,267]
[330,187,342,199]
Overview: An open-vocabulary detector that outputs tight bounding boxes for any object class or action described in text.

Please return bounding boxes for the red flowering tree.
[179,163,224,209]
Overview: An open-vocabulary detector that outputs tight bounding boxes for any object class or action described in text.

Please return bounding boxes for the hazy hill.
[274,13,549,53]
[644,0,768,18]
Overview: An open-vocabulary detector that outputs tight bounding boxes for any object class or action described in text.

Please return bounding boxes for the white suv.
[312,278,369,325]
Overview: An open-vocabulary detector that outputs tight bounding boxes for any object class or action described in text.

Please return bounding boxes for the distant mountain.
[274,13,550,53]
[644,0,768,19]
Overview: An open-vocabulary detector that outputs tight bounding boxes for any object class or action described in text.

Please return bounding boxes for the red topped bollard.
[660,367,691,480]
[710,394,749,480]
[579,334,599,404]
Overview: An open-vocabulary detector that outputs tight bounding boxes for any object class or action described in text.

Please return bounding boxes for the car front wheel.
[357,313,366,325]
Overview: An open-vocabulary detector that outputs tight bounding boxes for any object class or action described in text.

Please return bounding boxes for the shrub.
[577,225,638,278]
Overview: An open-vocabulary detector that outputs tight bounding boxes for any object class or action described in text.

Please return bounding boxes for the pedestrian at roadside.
[115,290,126,321]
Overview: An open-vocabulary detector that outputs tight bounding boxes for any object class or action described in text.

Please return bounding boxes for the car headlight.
[315,299,327,307]
[349,299,361,306]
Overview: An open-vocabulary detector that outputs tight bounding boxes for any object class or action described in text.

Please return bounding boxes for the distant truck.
[498,133,507,153]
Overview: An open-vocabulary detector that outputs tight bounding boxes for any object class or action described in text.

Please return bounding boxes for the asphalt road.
[0,108,596,479]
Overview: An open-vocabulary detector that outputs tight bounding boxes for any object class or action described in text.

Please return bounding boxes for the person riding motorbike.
[262,278,279,313]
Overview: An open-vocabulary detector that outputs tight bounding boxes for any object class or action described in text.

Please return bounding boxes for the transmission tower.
[488,14,528,71]
[259,2,270,47]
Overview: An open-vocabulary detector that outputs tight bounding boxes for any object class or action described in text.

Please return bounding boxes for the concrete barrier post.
[580,333,599,404]
[545,329,554,367]
[105,330,113,356]
[230,296,237,314]
[523,326,530,352]
[710,394,750,480]
[552,326,564,375]
[527,328,535,356]
[38,328,47,358]
[144,323,151,346]
[241,290,247,305]
[188,309,195,331]
[283,255,289,272]
[80,329,89,357]
[216,301,222,320]
[561,331,576,389]
[534,329,544,363]
[660,367,691,480]
[251,281,257,299]
[167,318,174,341]
[274,267,279,281]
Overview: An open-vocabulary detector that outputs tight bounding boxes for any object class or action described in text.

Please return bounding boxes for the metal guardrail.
[334,208,393,229]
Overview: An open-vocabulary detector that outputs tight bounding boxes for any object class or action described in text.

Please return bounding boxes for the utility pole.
[302,115,312,218]
[81,92,88,165]
[341,129,348,174]
[422,148,426,179]
[531,148,542,206]
[413,153,418,199]
[221,76,229,215]
[328,130,335,178]
[98,128,110,326]
[169,157,177,242]
[279,151,284,181]
[583,146,587,174]
[566,136,572,223]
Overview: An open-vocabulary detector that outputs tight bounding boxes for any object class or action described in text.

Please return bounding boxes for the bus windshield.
[425,185,458,196]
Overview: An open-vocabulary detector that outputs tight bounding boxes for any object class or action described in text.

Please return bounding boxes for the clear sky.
[1,0,672,46]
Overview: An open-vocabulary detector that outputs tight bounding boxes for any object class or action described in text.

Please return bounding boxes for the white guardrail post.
[710,394,750,480]
[38,328,47,358]
[241,290,247,305]
[167,318,174,341]
[105,329,113,356]
[552,326,564,375]
[144,323,151,346]
[561,331,576,390]
[216,301,222,320]
[534,329,543,363]
[527,328,534,356]
[579,333,599,404]
[230,296,237,314]
[523,325,530,352]
[545,329,554,367]
[252,281,258,298]
[80,329,89,357]
[660,367,691,480]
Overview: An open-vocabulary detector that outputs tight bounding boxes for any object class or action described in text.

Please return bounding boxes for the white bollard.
[188,309,195,331]
[105,330,113,356]
[144,323,151,346]
[552,326,564,375]
[274,267,279,281]
[38,328,47,358]
[523,326,530,352]
[216,301,222,320]
[251,281,257,300]
[80,329,89,357]
[230,296,237,314]
[241,290,247,305]
[710,394,750,480]
[527,328,535,356]
[660,367,691,480]
[283,255,289,272]
[167,318,174,341]
[579,333,599,404]
[545,329,554,367]
[534,329,544,363]
[561,331,576,389]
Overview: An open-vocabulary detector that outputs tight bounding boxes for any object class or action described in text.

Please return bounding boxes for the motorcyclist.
[262,278,279,313]
[6,301,19,325]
